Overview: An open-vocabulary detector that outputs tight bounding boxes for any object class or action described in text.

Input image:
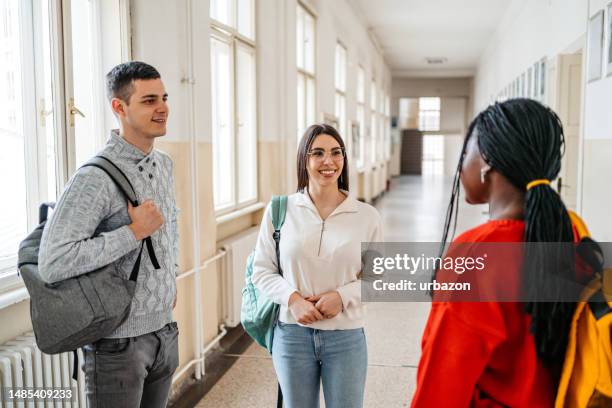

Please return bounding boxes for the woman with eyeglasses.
[252,124,383,408]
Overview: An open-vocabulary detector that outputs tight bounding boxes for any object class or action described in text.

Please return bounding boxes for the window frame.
[418,97,441,132]
[296,1,316,140]
[334,41,346,138]
[0,0,131,292]
[356,65,365,170]
[370,77,377,165]
[210,12,259,216]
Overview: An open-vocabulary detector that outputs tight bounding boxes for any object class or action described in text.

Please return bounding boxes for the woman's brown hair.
[296,124,350,192]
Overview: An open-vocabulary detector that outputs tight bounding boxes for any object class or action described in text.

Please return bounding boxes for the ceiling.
[350,0,511,78]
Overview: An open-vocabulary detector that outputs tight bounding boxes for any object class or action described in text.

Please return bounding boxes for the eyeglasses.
[307,147,345,162]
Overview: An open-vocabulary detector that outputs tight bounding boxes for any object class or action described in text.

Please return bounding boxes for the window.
[422,135,444,175]
[210,0,255,40]
[370,79,377,164]
[67,0,108,169]
[0,0,29,277]
[296,3,315,139]
[378,85,384,161]
[210,0,257,213]
[384,93,391,160]
[0,0,128,285]
[334,42,346,138]
[418,97,440,131]
[356,65,365,169]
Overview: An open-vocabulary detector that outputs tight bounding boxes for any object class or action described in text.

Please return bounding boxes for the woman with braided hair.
[411,98,583,407]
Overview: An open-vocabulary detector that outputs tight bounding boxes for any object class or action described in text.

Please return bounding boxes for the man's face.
[116,78,169,138]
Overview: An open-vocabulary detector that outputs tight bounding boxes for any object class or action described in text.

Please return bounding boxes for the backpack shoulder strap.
[271,196,288,232]
[81,156,138,205]
[270,196,287,277]
[80,155,160,276]
[568,210,590,240]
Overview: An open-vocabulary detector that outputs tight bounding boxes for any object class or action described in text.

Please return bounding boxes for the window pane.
[304,12,315,74]
[370,80,376,111]
[370,114,376,163]
[419,97,440,110]
[39,0,58,202]
[70,0,101,168]
[0,0,27,273]
[297,73,305,138]
[211,0,232,27]
[296,6,304,70]
[357,67,364,103]
[334,44,346,92]
[236,45,256,203]
[422,135,444,175]
[418,97,441,131]
[211,38,234,209]
[306,77,315,128]
[336,94,345,137]
[356,104,364,168]
[237,0,254,39]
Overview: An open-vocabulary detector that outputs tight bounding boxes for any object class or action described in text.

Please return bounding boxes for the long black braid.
[440,98,576,367]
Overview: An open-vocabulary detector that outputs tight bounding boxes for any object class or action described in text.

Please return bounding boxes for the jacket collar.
[295,189,359,217]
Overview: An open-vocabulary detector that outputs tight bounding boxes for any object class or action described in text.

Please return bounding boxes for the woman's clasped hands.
[287,291,344,324]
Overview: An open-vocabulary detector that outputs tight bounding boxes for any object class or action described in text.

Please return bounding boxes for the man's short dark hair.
[106,61,161,103]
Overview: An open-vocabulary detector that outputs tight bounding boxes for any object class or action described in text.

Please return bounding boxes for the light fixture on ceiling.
[426,57,448,65]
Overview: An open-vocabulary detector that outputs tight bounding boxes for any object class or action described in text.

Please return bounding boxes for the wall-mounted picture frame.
[607,2,612,76]
[350,120,361,160]
[322,112,339,129]
[514,78,519,97]
[539,58,547,101]
[588,10,604,82]
[533,62,540,101]
[527,67,533,98]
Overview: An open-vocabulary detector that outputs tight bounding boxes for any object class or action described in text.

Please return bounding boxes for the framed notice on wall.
[350,121,360,160]
[588,10,604,82]
[607,3,612,76]
[322,112,339,129]
[539,58,547,101]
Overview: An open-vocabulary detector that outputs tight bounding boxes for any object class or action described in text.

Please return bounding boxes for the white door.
[554,53,583,210]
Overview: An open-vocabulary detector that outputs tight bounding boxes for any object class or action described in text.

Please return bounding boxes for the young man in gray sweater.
[39,61,179,408]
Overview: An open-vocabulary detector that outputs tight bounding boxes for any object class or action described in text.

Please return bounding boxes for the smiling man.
[39,61,179,407]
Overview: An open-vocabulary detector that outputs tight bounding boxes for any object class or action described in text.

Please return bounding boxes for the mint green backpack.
[241,195,287,353]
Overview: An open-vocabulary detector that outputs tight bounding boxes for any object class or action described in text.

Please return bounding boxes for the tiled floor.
[196,175,487,407]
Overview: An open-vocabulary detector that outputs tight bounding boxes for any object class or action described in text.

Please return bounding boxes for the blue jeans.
[272,322,367,408]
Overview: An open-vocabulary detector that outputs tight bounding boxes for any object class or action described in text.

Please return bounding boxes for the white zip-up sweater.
[252,191,383,330]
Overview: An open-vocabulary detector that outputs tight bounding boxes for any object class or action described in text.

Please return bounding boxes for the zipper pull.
[318,220,325,256]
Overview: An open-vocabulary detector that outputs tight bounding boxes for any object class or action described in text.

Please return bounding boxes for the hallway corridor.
[194,176,487,407]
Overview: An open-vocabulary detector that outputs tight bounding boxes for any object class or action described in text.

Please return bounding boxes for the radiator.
[0,333,86,408]
[218,226,260,327]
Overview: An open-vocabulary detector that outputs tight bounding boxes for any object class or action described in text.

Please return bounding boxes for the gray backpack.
[17,156,159,355]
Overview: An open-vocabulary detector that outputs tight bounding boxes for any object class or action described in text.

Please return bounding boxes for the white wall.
[581,0,612,240]
[131,0,212,144]
[473,0,612,240]
[391,77,473,117]
[440,97,467,135]
[474,0,587,111]
[444,134,463,176]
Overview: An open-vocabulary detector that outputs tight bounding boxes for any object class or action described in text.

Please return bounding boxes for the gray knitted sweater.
[39,130,179,338]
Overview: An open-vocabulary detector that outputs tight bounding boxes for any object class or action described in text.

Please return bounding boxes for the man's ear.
[111,98,126,116]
